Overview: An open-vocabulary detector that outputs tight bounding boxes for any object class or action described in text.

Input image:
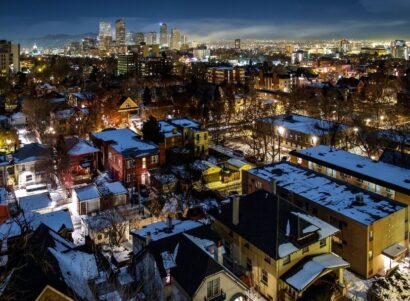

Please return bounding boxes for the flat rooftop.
[292,145,410,194]
[248,162,406,225]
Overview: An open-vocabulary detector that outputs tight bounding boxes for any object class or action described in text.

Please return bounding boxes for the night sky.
[1,0,409,41]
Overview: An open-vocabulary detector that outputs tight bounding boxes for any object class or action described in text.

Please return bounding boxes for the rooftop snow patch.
[92,128,157,155]
[248,162,406,225]
[259,114,349,136]
[293,145,410,193]
[67,139,99,156]
[131,219,203,242]
[74,184,100,201]
[283,253,349,292]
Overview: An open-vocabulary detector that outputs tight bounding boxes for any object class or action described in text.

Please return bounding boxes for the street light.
[277,126,285,161]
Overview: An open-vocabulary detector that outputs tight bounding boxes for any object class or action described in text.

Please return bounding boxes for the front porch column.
[338,268,345,287]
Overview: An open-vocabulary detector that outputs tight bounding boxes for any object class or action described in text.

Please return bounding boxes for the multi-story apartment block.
[243,162,408,278]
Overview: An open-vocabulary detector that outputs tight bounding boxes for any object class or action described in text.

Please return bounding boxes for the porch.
[280,253,349,301]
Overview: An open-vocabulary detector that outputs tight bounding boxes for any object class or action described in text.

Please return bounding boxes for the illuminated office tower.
[133,32,145,45]
[116,19,126,47]
[170,28,181,50]
[145,32,157,45]
[160,23,168,47]
[99,21,112,51]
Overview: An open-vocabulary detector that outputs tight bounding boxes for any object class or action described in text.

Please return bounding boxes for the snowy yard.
[344,255,410,301]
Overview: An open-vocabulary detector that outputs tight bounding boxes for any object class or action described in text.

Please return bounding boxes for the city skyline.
[1,0,410,42]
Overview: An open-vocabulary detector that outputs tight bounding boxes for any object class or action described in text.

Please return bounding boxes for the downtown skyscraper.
[98,21,112,51]
[170,28,181,50]
[116,19,126,47]
[159,23,168,47]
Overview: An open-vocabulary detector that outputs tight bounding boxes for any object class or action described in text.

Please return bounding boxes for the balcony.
[204,289,226,301]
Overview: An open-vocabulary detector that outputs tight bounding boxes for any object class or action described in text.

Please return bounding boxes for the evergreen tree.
[142,116,164,144]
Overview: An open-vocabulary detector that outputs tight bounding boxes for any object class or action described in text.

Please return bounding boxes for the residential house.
[255,114,350,150]
[50,107,89,137]
[13,143,52,189]
[158,120,183,151]
[131,219,248,301]
[18,192,54,214]
[212,190,348,301]
[0,209,74,249]
[62,137,99,185]
[117,96,140,127]
[243,162,408,278]
[72,184,101,215]
[0,224,98,301]
[289,145,410,206]
[67,91,96,108]
[169,118,209,158]
[73,181,129,216]
[91,128,160,186]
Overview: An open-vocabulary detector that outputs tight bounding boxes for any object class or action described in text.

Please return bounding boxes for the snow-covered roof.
[48,247,98,301]
[159,121,181,138]
[169,118,200,129]
[67,139,99,156]
[131,219,203,242]
[192,160,219,171]
[0,209,73,240]
[227,158,249,169]
[55,108,74,119]
[248,163,406,225]
[92,128,157,156]
[13,143,50,164]
[100,181,127,195]
[74,184,100,201]
[18,192,53,212]
[292,145,410,193]
[283,253,349,292]
[259,114,349,136]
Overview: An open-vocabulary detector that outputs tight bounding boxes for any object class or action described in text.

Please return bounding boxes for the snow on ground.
[344,269,374,301]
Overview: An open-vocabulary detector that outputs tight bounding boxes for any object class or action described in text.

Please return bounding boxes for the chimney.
[166,215,173,230]
[232,195,240,225]
[145,232,152,245]
[213,240,224,264]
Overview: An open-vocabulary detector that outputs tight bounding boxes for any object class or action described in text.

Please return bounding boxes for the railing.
[204,289,226,301]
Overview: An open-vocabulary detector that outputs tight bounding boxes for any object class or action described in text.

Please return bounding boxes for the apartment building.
[243,162,408,278]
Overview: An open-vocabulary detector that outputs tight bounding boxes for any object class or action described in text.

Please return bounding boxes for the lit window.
[207,278,220,298]
[368,250,373,260]
[151,155,159,164]
[261,269,268,284]
[369,231,373,241]
[142,157,146,169]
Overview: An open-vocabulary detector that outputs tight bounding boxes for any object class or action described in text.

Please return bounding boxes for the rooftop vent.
[353,194,365,206]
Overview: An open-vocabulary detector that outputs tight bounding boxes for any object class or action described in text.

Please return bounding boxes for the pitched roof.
[145,225,223,297]
[74,184,100,201]
[213,190,339,259]
[0,224,96,301]
[91,128,158,157]
[13,143,51,164]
